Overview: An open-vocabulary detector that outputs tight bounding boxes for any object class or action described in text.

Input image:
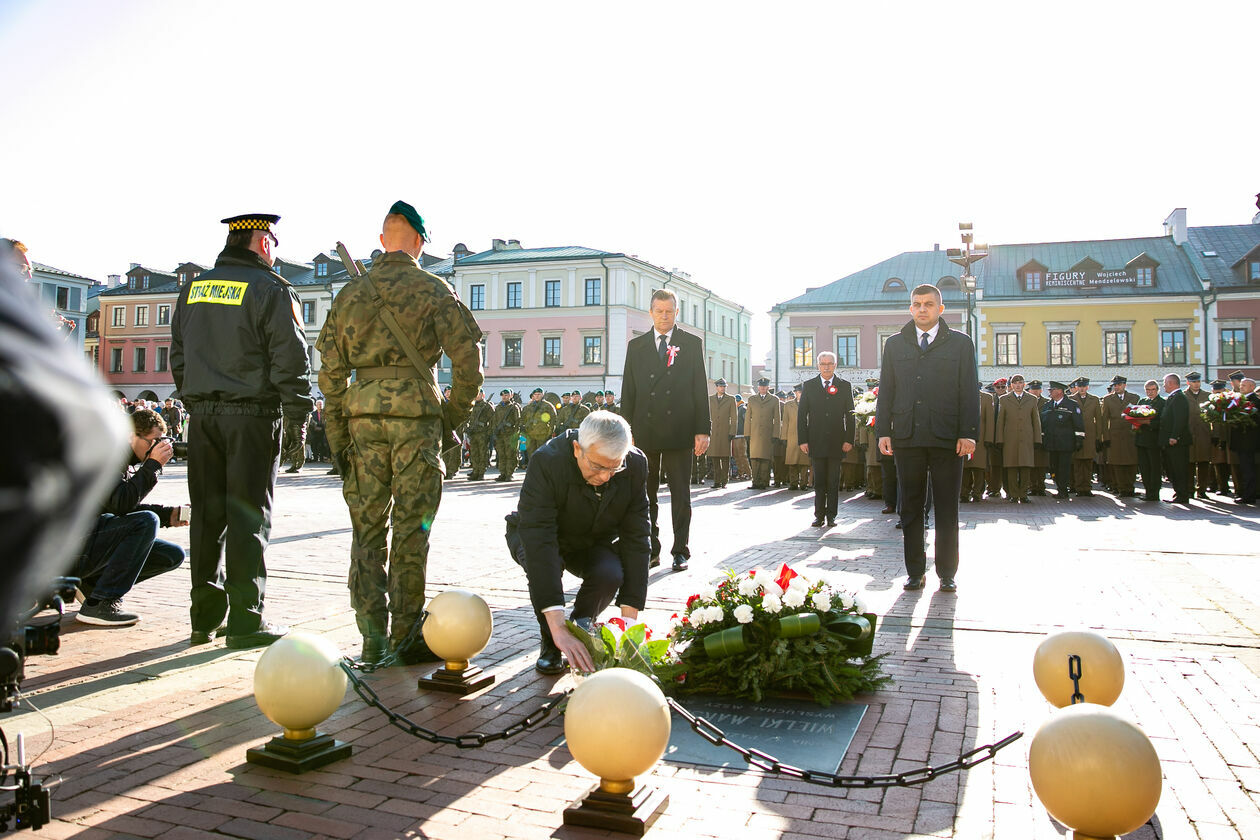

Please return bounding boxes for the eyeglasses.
[578,446,626,476]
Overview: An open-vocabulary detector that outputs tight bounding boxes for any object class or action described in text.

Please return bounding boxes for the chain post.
[1068,654,1085,705]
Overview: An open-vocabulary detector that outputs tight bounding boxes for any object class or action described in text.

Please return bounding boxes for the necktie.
[919,332,929,352]
[658,334,668,362]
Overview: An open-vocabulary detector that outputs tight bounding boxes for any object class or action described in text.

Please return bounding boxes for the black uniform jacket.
[1158,389,1190,448]
[1040,398,1085,452]
[170,246,312,416]
[1134,395,1164,448]
[797,375,855,458]
[621,327,710,451]
[1229,392,1260,452]
[513,430,651,613]
[874,319,980,448]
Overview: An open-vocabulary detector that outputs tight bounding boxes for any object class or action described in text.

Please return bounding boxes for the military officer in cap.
[1183,372,1213,498]
[317,201,484,663]
[985,377,1008,497]
[733,394,751,480]
[1209,379,1232,494]
[961,383,995,503]
[466,389,494,480]
[708,378,737,488]
[1100,375,1139,497]
[995,374,1040,503]
[172,212,312,649]
[521,388,556,463]
[1040,382,1084,498]
[746,377,780,489]
[493,389,522,481]
[1069,377,1102,496]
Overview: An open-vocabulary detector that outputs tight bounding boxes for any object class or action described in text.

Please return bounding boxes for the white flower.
[788,575,810,593]
[782,588,807,608]
[733,604,754,624]
[811,591,833,612]
[698,584,718,602]
[705,605,725,624]
[837,591,855,610]
[737,577,763,597]
[761,593,783,614]
[853,595,868,614]
[689,608,708,627]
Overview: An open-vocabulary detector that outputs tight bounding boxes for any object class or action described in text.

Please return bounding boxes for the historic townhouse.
[28,260,98,357]
[97,262,203,400]
[771,206,1259,393]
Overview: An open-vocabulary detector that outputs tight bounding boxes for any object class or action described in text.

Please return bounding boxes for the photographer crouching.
[70,408,189,627]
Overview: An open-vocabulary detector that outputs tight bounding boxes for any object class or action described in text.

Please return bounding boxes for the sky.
[2,0,1258,357]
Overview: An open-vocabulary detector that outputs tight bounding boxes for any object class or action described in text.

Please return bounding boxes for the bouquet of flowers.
[659,563,888,705]
[1122,404,1157,429]
[853,387,879,427]
[566,616,672,680]
[1202,390,1258,428]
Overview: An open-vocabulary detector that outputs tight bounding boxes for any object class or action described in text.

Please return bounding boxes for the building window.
[157,305,170,326]
[583,335,602,365]
[302,301,316,324]
[995,333,1019,366]
[1221,328,1248,366]
[883,278,905,292]
[792,336,813,368]
[693,304,698,324]
[135,306,148,327]
[1049,332,1074,366]
[542,337,561,366]
[545,279,560,307]
[1136,267,1154,287]
[316,263,328,278]
[835,335,858,367]
[506,282,522,309]
[584,278,601,306]
[134,347,147,372]
[721,315,726,336]
[1250,262,1260,283]
[469,284,485,310]
[1160,329,1187,365]
[110,347,122,373]
[1104,330,1130,365]
[112,306,125,327]
[55,286,69,309]
[503,337,522,367]
[156,346,169,372]
[1025,271,1042,292]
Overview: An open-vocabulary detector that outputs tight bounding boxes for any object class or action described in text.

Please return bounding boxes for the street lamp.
[946,223,987,339]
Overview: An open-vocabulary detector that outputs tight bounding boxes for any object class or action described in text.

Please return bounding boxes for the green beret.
[388,200,427,239]
[500,389,511,396]
[531,388,543,396]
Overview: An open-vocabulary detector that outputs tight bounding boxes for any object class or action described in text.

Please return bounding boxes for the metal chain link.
[1068,654,1084,705]
[339,661,570,748]
[666,697,1022,788]
[343,611,429,674]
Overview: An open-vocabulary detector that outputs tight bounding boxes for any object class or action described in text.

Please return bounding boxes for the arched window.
[629,281,638,308]
[883,277,905,293]
[937,276,960,291]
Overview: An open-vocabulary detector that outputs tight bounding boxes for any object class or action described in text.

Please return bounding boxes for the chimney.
[1163,208,1188,245]
[934,243,940,251]
[506,239,521,250]
[492,238,507,251]
[129,263,140,271]
[108,274,122,287]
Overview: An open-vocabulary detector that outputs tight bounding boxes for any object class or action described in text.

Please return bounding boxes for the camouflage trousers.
[525,435,550,462]
[468,432,491,478]
[495,434,518,478]
[343,415,443,645]
[442,440,463,478]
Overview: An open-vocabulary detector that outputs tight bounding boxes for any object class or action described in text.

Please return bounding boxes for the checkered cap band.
[227,218,274,232]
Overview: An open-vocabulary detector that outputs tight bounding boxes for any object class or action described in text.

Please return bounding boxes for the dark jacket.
[1040,398,1085,452]
[1134,395,1164,449]
[874,319,980,448]
[1229,392,1260,453]
[170,247,313,417]
[621,327,710,451]
[1158,389,1190,448]
[797,375,855,458]
[510,430,651,613]
[103,453,175,524]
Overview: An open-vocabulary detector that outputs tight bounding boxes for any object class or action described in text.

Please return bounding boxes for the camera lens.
[24,623,61,657]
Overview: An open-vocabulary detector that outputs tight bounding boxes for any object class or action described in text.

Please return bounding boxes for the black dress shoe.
[536,649,567,675]
[1077,490,1093,497]
[649,554,661,568]
[903,576,926,590]
[895,522,903,529]
[826,518,836,527]
[225,621,289,650]
[326,467,339,475]
[284,465,300,474]
[811,517,825,527]
[881,507,895,514]
[938,578,957,593]
[189,624,228,646]
[672,554,689,572]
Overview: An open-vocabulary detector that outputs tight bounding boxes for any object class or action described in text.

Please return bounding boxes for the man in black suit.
[1159,373,1192,505]
[797,352,855,527]
[875,284,979,594]
[620,289,710,572]
[505,412,650,674]
[1230,378,1259,503]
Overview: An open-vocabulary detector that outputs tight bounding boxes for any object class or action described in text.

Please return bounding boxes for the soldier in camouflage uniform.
[493,388,522,481]
[281,409,309,473]
[603,389,620,415]
[440,386,466,478]
[520,388,557,462]
[466,389,494,480]
[316,201,483,664]
[564,391,591,430]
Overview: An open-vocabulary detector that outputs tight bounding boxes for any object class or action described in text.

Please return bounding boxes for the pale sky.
[2,0,1258,357]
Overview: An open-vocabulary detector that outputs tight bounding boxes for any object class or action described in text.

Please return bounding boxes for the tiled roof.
[776,250,970,307]
[31,261,96,282]
[1184,224,1260,289]
[100,279,181,297]
[454,245,618,266]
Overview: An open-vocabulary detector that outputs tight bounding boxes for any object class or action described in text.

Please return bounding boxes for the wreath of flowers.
[1202,390,1258,428]
[1122,404,1157,428]
[853,388,879,427]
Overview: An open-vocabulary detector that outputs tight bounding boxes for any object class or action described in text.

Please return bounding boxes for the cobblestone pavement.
[11,461,1260,839]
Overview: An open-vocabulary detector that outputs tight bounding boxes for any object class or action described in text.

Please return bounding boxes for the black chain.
[1068,654,1084,705]
[343,611,429,674]
[666,697,1022,788]
[339,661,570,748]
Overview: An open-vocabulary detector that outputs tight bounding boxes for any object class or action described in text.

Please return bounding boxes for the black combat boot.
[360,634,389,666]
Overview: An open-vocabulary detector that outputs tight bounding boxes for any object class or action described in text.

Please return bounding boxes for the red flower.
[775,563,798,592]
[686,594,701,609]
[670,612,678,621]
[681,617,690,624]
[645,627,653,640]
[606,617,627,631]
[748,570,757,577]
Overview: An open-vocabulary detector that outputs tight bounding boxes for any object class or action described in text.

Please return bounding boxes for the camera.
[159,436,189,459]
